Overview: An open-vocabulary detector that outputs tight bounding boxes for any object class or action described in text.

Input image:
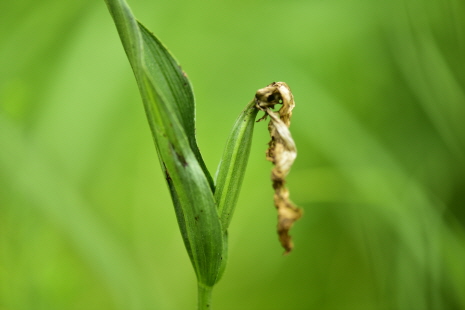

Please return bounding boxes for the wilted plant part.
[255,82,303,254]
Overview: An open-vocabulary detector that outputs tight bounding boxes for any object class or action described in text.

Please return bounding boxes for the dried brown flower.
[255,82,303,254]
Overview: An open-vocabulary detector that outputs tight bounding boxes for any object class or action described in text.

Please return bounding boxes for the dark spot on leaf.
[267,94,275,102]
[163,162,172,182]
[194,215,199,221]
[176,152,188,167]
[170,144,188,167]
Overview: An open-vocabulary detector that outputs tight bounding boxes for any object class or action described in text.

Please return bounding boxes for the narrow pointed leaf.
[215,100,258,229]
[105,0,223,286]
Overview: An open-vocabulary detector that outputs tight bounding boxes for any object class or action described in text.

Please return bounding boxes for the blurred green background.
[1,0,465,309]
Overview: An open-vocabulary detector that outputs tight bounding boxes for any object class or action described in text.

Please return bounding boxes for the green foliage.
[105,1,260,305]
[105,0,223,289]
[1,0,465,309]
[215,100,258,230]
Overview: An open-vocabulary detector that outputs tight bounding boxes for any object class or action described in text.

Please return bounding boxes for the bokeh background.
[1,0,465,309]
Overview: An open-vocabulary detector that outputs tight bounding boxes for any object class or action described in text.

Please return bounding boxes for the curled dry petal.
[255,82,303,254]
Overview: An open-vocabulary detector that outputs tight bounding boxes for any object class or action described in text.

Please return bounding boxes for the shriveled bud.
[255,82,303,254]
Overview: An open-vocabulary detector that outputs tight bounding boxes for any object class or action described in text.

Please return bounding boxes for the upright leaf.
[104,0,223,286]
[215,100,258,229]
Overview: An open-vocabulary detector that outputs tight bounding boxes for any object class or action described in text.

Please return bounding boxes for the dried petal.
[255,82,303,254]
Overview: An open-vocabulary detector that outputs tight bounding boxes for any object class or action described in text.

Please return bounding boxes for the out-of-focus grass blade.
[0,115,155,310]
[215,100,258,230]
[104,0,223,286]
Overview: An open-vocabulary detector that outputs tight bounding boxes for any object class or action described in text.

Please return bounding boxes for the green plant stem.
[197,282,213,310]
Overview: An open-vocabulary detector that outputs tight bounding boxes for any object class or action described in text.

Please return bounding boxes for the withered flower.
[255,82,303,254]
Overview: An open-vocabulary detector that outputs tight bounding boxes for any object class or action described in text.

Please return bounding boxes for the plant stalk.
[197,282,213,310]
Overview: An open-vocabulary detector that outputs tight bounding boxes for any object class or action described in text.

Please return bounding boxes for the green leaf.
[212,100,258,283]
[104,0,222,286]
[215,100,258,230]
